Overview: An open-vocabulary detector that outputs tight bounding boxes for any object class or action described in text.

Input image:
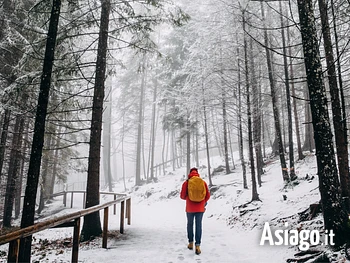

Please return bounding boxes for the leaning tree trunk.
[318,0,350,210]
[80,0,111,242]
[260,2,289,182]
[297,0,349,246]
[18,1,61,261]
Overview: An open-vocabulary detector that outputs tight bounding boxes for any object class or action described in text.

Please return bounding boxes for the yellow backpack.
[187,176,206,202]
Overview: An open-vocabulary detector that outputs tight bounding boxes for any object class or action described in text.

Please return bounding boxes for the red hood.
[188,170,200,178]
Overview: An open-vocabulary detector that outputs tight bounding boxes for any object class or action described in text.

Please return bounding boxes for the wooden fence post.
[70,192,74,208]
[63,191,67,207]
[72,217,80,263]
[102,207,109,248]
[120,200,125,234]
[113,194,116,215]
[83,192,86,209]
[126,198,131,225]
[7,239,19,263]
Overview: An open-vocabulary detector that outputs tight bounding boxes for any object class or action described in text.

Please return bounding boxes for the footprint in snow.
[177,254,185,261]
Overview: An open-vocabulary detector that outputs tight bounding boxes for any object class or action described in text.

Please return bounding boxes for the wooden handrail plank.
[0,197,128,245]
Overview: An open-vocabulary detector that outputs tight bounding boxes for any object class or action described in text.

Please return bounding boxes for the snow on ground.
[1,153,349,262]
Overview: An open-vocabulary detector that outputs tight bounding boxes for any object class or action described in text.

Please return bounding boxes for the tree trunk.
[318,0,350,209]
[222,88,230,174]
[280,1,296,180]
[102,84,113,191]
[200,60,212,186]
[260,2,289,182]
[297,0,349,246]
[171,130,176,171]
[18,1,61,261]
[80,0,111,242]
[237,47,247,189]
[288,25,304,161]
[330,0,347,151]
[243,11,259,201]
[149,77,158,180]
[37,128,53,214]
[3,115,25,227]
[135,55,146,186]
[162,104,167,175]
[195,117,199,168]
[219,45,231,174]
[249,38,263,187]
[302,89,315,152]
[186,117,191,173]
[0,109,11,182]
[211,108,222,158]
[228,124,235,170]
[15,120,29,219]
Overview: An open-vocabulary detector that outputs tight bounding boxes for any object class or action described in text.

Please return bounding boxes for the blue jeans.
[187,212,204,245]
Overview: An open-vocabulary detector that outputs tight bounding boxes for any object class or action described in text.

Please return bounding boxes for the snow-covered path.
[72,196,292,263]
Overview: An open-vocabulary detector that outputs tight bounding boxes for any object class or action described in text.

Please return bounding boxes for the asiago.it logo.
[260,222,335,251]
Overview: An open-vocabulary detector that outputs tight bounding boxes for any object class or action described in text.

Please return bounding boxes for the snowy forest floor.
[1,153,350,262]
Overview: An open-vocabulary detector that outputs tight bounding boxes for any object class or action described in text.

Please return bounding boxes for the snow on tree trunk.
[318,0,350,209]
[297,0,349,245]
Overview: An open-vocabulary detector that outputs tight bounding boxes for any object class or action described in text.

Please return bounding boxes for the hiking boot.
[195,245,201,255]
[187,242,193,250]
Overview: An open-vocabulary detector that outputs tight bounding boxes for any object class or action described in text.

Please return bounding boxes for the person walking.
[180,167,210,255]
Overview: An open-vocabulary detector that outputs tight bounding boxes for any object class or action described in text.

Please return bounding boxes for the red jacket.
[180,170,210,212]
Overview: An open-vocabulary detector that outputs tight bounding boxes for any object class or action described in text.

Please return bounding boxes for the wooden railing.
[0,194,131,263]
[51,190,125,211]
